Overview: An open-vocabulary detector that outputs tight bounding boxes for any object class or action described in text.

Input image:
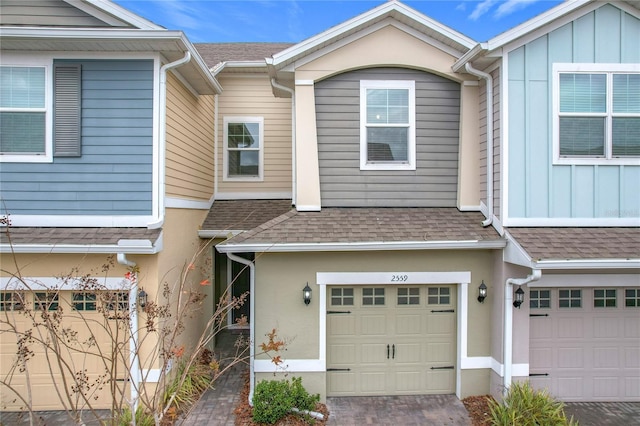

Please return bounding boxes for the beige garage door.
[529,287,640,402]
[327,285,456,396]
[0,290,129,410]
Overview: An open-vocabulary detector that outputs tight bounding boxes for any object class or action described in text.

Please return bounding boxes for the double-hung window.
[553,64,640,164]
[360,80,416,170]
[223,117,263,180]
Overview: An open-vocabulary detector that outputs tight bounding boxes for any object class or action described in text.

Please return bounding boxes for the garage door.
[327,285,456,396]
[529,287,640,402]
[0,290,129,410]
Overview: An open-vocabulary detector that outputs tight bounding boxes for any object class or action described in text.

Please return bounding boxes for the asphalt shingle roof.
[507,227,640,261]
[0,227,162,246]
[194,43,295,69]
[200,199,293,233]
[219,207,502,246]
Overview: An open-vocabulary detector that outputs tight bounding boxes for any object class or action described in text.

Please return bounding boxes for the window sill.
[360,162,416,171]
[553,157,640,166]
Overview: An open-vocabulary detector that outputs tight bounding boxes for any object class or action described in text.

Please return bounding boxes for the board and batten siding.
[315,68,460,207]
[508,4,640,220]
[479,67,501,219]
[0,59,154,216]
[216,74,292,195]
[0,0,127,27]
[165,72,215,202]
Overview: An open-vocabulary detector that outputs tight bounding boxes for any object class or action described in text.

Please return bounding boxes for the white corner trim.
[460,356,493,370]
[214,192,292,200]
[295,204,321,212]
[165,197,212,210]
[295,80,315,86]
[511,363,529,378]
[1,276,131,291]
[254,359,326,373]
[458,205,481,212]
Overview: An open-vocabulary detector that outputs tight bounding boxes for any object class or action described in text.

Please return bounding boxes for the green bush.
[252,377,320,424]
[117,405,155,426]
[489,381,578,425]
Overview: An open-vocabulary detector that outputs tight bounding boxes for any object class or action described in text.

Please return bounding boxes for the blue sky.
[113,0,565,43]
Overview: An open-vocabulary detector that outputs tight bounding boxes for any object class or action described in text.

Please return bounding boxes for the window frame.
[359,80,416,171]
[552,63,640,165]
[0,56,53,163]
[223,116,264,181]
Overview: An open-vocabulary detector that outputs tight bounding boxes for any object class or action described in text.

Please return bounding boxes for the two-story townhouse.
[200,0,639,405]
[453,0,640,402]
[0,0,220,410]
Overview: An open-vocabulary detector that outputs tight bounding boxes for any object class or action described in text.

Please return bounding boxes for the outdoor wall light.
[303,283,312,306]
[138,288,148,309]
[477,281,487,303]
[513,286,524,309]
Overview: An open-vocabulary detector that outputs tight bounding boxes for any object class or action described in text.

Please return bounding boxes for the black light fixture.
[513,286,524,309]
[138,288,148,309]
[303,283,312,306]
[477,281,487,303]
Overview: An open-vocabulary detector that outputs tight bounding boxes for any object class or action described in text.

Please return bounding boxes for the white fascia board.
[73,0,162,30]
[216,239,507,253]
[451,43,487,72]
[271,0,473,68]
[0,27,184,40]
[2,215,157,228]
[1,276,131,291]
[197,230,243,239]
[533,259,640,270]
[503,231,534,268]
[212,61,268,76]
[0,242,159,255]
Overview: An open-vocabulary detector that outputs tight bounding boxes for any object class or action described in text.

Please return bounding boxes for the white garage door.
[327,285,456,396]
[529,287,640,402]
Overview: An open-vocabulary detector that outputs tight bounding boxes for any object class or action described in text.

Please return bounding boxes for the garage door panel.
[328,316,355,335]
[593,317,620,337]
[558,347,584,368]
[361,343,387,364]
[426,315,454,335]
[361,314,387,335]
[396,370,422,392]
[625,347,640,368]
[624,318,640,337]
[395,342,421,363]
[425,369,454,393]
[329,343,355,364]
[395,314,421,334]
[558,318,583,338]
[593,347,620,368]
[557,377,584,399]
[361,371,386,393]
[625,377,640,397]
[327,372,356,394]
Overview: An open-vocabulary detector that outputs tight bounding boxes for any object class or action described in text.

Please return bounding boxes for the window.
[0,292,25,311]
[360,80,415,170]
[397,287,420,305]
[530,289,550,309]
[553,64,640,164]
[625,288,640,307]
[73,292,97,311]
[224,117,263,180]
[104,291,129,312]
[35,292,59,311]
[362,288,385,306]
[427,287,450,305]
[594,288,616,308]
[0,58,81,162]
[558,289,581,308]
[330,288,354,306]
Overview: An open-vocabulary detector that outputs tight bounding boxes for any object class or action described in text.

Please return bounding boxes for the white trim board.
[1,276,131,291]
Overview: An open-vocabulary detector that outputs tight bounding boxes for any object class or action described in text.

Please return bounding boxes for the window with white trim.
[360,80,415,170]
[223,117,263,180]
[553,64,640,164]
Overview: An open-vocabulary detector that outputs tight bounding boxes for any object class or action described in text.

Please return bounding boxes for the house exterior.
[0,0,220,411]
[1,0,638,413]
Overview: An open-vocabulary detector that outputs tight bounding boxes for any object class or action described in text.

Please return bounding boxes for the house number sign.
[390,274,409,282]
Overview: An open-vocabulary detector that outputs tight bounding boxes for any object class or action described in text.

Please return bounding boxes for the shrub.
[118,406,154,426]
[252,377,320,424]
[489,381,578,425]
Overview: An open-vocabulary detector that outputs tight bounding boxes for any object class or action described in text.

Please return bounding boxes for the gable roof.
[216,208,505,253]
[195,43,295,70]
[198,199,294,238]
[454,0,640,71]
[268,0,475,72]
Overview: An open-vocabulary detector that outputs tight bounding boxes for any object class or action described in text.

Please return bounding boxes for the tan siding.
[0,0,126,27]
[217,74,292,195]
[165,73,215,201]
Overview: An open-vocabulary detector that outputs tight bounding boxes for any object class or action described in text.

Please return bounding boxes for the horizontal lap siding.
[0,0,122,27]
[316,68,460,207]
[0,60,154,215]
[165,73,215,201]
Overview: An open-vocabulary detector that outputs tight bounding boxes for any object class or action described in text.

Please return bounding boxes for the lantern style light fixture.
[513,286,524,308]
[303,283,312,306]
[138,288,148,309]
[477,281,487,303]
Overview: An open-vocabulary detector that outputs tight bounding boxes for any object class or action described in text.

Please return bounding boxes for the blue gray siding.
[0,60,154,216]
[507,4,640,220]
[316,68,460,207]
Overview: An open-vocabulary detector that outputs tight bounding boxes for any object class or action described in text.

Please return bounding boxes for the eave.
[0,237,162,255]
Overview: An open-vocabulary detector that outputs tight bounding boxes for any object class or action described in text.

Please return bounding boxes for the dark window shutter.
[53,64,81,157]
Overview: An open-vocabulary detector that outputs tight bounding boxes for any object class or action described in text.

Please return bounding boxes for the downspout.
[270,78,296,204]
[226,252,255,404]
[504,269,541,393]
[464,63,493,227]
[117,253,140,412]
[152,52,192,228]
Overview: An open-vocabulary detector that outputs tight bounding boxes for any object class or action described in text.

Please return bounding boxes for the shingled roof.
[216,207,504,252]
[507,227,640,261]
[194,43,294,69]
[199,199,293,237]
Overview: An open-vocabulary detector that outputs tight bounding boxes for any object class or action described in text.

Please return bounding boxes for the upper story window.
[0,56,82,163]
[553,64,640,165]
[360,80,415,170]
[223,117,263,181]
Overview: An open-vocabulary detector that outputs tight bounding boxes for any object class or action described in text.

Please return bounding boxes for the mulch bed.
[462,395,495,426]
[234,372,330,425]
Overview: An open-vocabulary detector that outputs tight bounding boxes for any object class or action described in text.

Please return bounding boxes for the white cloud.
[468,0,498,21]
[456,2,467,12]
[495,0,539,18]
